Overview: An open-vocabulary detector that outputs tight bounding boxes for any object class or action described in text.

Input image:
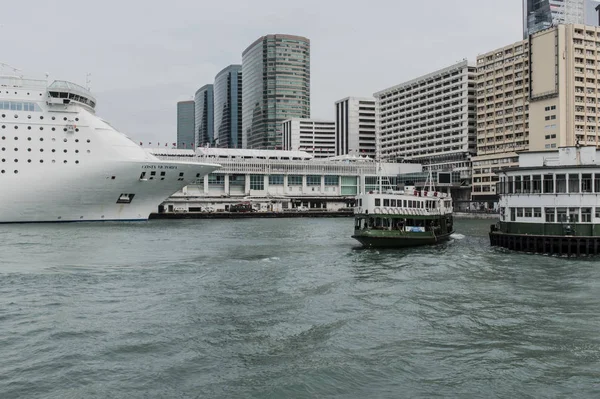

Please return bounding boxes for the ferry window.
[595,174,600,193]
[532,175,541,193]
[582,208,592,223]
[375,198,381,206]
[383,199,390,207]
[517,208,524,217]
[569,208,579,223]
[390,200,397,207]
[358,199,362,207]
[533,208,541,218]
[543,174,554,193]
[510,208,516,222]
[507,176,514,194]
[545,208,555,222]
[403,200,407,208]
[524,208,532,217]
[515,176,522,193]
[568,174,580,193]
[556,174,567,193]
[595,207,600,219]
[557,208,567,222]
[582,174,593,192]
[523,176,531,193]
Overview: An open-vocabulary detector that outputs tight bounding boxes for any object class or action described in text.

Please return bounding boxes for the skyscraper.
[213,65,242,148]
[194,84,214,148]
[523,0,585,38]
[177,100,195,149]
[242,34,310,149]
[335,97,377,159]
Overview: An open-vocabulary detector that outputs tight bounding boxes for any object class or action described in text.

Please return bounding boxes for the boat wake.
[450,233,465,240]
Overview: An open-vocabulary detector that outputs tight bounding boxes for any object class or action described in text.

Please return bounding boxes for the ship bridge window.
[0,101,41,112]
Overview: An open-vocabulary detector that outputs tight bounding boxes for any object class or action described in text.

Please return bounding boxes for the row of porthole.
[0,159,81,167]
[1,149,89,154]
[1,114,79,122]
[3,91,43,96]
[1,136,90,143]
[1,125,80,132]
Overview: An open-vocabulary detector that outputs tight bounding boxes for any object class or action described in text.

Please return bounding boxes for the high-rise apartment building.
[473,23,600,205]
[334,97,376,158]
[523,0,585,38]
[194,84,214,147]
[374,61,477,193]
[242,34,310,149]
[281,119,336,158]
[177,100,195,149]
[214,65,242,148]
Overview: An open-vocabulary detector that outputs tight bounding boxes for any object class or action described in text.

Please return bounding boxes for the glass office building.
[242,34,310,149]
[523,0,585,38]
[176,100,195,149]
[194,84,214,147]
[213,65,242,148]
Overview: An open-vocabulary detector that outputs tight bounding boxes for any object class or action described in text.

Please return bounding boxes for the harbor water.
[1,218,599,398]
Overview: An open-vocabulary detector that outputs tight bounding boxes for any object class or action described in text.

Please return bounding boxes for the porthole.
[40,116,44,120]
[51,117,55,120]
[1,114,4,118]
[13,148,17,151]
[39,138,44,142]
[14,159,17,163]
[14,115,17,118]
[14,137,17,140]
[51,149,55,153]
[52,138,55,142]
[63,160,67,164]
[39,160,43,163]
[27,148,31,152]
[13,170,18,174]
[75,128,79,132]
[27,115,31,119]
[87,150,91,153]
[63,138,67,142]
[1,126,4,129]
[87,139,90,143]
[1,159,4,162]
[52,160,55,163]
[1,136,4,140]
[27,137,31,141]
[75,139,79,143]
[39,127,43,131]
[40,149,44,152]
[1,148,4,151]
[63,117,67,121]
[27,159,31,163]
[63,128,67,132]
[75,118,79,121]
[51,128,55,131]
[75,150,79,153]
[1,170,4,174]
[63,149,67,153]
[75,160,79,164]
[14,126,17,129]
[27,126,31,130]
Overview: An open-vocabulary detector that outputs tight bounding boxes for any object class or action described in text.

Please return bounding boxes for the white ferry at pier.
[0,67,219,222]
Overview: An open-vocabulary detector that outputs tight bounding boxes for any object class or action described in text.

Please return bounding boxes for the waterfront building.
[491,146,600,255]
[334,97,376,158]
[523,0,585,38]
[149,148,422,212]
[281,119,336,158]
[374,61,477,206]
[194,84,214,148]
[214,65,242,148]
[473,23,600,205]
[177,100,195,149]
[242,34,310,150]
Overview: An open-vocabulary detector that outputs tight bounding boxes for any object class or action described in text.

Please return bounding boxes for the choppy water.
[1,218,600,398]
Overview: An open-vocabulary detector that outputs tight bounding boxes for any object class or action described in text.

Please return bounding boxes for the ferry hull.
[352,231,454,249]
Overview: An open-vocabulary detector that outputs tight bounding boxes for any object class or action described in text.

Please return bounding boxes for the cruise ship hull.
[0,160,219,223]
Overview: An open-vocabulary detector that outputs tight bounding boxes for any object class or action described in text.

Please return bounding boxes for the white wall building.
[148,148,422,213]
[374,60,477,203]
[281,119,336,158]
[334,97,377,159]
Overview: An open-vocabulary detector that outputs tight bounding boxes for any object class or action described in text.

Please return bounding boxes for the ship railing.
[369,207,444,216]
[0,76,47,89]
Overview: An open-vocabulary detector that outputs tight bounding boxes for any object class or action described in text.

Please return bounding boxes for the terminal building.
[148,148,424,213]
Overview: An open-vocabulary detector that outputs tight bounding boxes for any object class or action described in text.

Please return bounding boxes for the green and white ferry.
[491,146,600,256]
[352,180,454,248]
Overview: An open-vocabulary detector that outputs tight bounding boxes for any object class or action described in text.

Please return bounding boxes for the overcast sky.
[0,0,546,144]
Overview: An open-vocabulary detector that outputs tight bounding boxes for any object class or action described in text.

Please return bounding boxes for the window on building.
[306,175,321,186]
[288,175,302,186]
[269,175,284,185]
[582,174,592,192]
[523,175,531,193]
[543,174,554,194]
[250,174,264,190]
[524,208,532,217]
[545,208,555,222]
[324,176,338,186]
[517,208,524,217]
[532,175,541,193]
[208,174,225,185]
[515,176,522,193]
[375,198,381,206]
[595,173,600,193]
[568,174,580,193]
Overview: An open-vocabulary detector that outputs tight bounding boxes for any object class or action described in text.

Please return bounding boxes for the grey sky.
[3,0,529,144]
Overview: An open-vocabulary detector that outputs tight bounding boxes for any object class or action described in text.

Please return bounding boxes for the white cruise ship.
[0,71,219,223]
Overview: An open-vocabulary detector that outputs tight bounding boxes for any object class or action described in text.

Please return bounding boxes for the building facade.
[281,119,336,158]
[176,100,195,149]
[473,23,600,205]
[214,65,242,148]
[242,34,310,150]
[334,97,377,158]
[194,84,214,148]
[523,0,585,38]
[374,61,477,194]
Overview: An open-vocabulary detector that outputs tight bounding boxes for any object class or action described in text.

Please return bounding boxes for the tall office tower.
[214,65,242,148]
[523,0,585,38]
[242,34,310,149]
[177,100,195,149]
[194,84,214,148]
[334,97,377,158]
[374,61,477,201]
[473,23,600,206]
[281,119,336,158]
